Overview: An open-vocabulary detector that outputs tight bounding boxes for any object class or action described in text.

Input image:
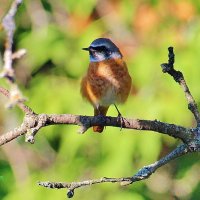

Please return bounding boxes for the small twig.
[1,0,23,82]
[37,144,192,198]
[161,47,200,125]
[0,86,33,114]
[37,178,130,190]
[12,49,27,60]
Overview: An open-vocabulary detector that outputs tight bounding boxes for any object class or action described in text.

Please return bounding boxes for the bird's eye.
[101,46,107,51]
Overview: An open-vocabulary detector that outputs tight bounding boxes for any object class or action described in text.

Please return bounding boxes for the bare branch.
[38,144,194,198]
[1,0,23,82]
[0,0,27,108]
[0,86,33,114]
[0,111,194,146]
[0,124,29,145]
[12,49,27,60]
[161,47,200,125]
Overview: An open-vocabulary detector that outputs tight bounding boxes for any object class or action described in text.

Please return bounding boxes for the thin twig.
[0,86,33,114]
[38,144,192,198]
[12,49,27,60]
[161,47,200,125]
[1,0,23,82]
[0,0,26,107]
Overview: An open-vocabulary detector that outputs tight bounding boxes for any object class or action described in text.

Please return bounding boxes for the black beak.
[82,47,89,51]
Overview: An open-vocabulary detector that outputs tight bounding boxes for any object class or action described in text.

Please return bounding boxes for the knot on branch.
[23,113,37,128]
[24,114,48,144]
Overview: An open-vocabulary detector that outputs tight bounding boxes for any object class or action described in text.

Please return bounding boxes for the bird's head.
[82,38,122,62]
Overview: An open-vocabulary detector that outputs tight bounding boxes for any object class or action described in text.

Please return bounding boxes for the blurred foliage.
[0,0,200,199]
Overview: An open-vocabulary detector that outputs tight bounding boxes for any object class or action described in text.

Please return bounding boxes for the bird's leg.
[114,104,124,130]
[114,104,130,130]
[114,104,122,117]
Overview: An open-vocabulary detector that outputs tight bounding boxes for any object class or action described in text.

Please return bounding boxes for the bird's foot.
[114,104,124,130]
[114,104,130,131]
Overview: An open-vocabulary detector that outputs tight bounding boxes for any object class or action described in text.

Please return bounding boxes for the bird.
[81,38,132,133]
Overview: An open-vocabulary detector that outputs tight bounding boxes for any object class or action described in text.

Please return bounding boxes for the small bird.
[81,38,132,133]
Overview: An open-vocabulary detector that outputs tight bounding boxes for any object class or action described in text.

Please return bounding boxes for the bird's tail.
[93,106,109,133]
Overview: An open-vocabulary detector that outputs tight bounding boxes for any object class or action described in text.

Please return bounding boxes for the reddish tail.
[93,106,109,133]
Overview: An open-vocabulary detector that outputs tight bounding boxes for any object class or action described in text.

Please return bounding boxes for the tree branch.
[0,86,33,114]
[1,0,23,82]
[0,107,194,146]
[0,0,26,108]
[161,47,200,125]
[38,143,197,198]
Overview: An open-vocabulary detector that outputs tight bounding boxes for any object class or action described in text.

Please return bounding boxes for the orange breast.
[81,58,132,107]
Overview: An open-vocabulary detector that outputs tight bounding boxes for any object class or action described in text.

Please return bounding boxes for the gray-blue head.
[82,38,123,62]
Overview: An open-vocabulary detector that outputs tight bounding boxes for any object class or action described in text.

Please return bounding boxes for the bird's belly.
[99,85,117,106]
[93,68,121,107]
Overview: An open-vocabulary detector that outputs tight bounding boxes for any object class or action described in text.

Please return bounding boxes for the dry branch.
[161,47,200,125]
[38,143,194,198]
[1,0,23,82]
[0,101,194,146]
[0,0,26,107]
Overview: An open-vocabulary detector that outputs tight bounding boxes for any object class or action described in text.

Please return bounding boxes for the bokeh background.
[0,0,200,199]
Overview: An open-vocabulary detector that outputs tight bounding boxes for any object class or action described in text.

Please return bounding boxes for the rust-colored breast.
[81,58,132,107]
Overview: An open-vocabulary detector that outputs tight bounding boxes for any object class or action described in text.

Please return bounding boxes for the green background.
[0,0,200,199]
